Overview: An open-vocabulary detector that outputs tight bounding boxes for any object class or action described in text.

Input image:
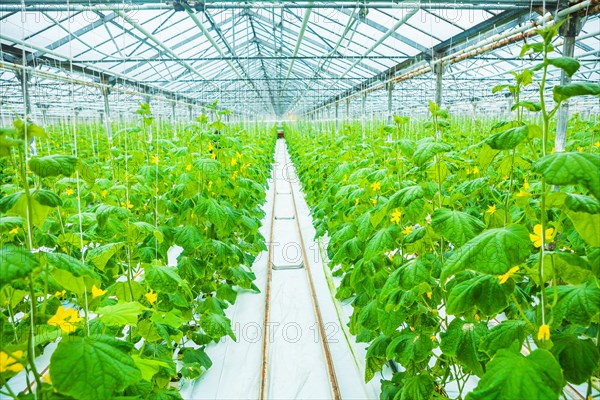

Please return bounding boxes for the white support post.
[555,14,581,153]
[362,92,367,140]
[172,102,177,139]
[387,82,394,126]
[101,85,112,143]
[17,70,36,155]
[335,101,339,133]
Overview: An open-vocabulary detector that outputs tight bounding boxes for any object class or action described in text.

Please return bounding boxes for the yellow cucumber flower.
[0,350,24,373]
[48,306,82,333]
[530,224,554,248]
[498,266,519,284]
[390,209,401,224]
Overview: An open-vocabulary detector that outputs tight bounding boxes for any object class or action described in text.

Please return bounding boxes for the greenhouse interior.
[1,0,600,399]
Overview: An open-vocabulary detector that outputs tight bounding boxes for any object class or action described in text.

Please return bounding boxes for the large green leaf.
[440,318,487,376]
[86,243,124,271]
[565,194,600,214]
[144,265,182,293]
[50,335,142,400]
[547,57,580,77]
[533,152,600,199]
[441,225,530,281]
[97,302,147,326]
[465,349,565,400]
[131,355,170,382]
[398,374,434,400]
[479,320,530,358]
[0,245,38,288]
[413,140,451,167]
[45,252,98,278]
[365,335,392,381]
[29,155,78,178]
[386,329,433,365]
[550,333,599,384]
[547,278,600,326]
[0,216,23,232]
[566,210,600,247]
[200,312,236,340]
[553,83,600,103]
[446,274,514,317]
[431,208,485,246]
[486,125,529,150]
[364,226,396,261]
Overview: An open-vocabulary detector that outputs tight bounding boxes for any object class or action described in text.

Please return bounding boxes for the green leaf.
[441,225,530,281]
[50,335,142,400]
[413,139,451,167]
[547,278,600,326]
[398,374,434,400]
[465,349,565,400]
[131,355,170,382]
[45,252,98,278]
[533,152,600,199]
[358,300,379,331]
[86,243,124,271]
[200,312,236,341]
[365,335,391,382]
[565,194,600,214]
[566,210,600,247]
[431,208,485,246]
[144,265,182,294]
[34,189,63,207]
[486,125,529,150]
[0,245,38,288]
[387,185,424,208]
[0,216,23,233]
[97,302,147,326]
[364,226,396,261]
[553,83,600,103]
[510,101,542,112]
[550,334,599,385]
[440,318,487,376]
[547,57,580,77]
[480,320,530,358]
[447,274,513,317]
[386,329,433,365]
[29,155,78,178]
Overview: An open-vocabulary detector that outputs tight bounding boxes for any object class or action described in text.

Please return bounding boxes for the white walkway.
[180,139,379,399]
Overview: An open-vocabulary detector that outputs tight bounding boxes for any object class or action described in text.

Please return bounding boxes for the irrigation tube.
[311,0,597,113]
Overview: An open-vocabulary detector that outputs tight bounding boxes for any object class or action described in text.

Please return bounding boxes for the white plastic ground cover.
[181,140,378,399]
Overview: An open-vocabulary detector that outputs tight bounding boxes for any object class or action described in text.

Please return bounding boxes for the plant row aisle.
[0,102,274,399]
[288,28,600,400]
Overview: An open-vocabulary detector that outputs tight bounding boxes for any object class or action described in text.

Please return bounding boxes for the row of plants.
[287,25,600,400]
[0,101,275,399]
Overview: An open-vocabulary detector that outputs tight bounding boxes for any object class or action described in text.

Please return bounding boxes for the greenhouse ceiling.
[0,0,599,119]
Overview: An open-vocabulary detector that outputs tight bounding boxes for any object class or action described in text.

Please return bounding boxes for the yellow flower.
[65,188,74,196]
[236,151,242,159]
[0,350,24,373]
[101,189,108,198]
[208,142,214,151]
[43,375,52,384]
[498,266,519,284]
[8,227,19,235]
[231,158,237,166]
[402,225,413,235]
[474,314,480,322]
[523,179,530,190]
[210,153,217,160]
[91,285,107,299]
[430,336,437,342]
[594,141,600,147]
[537,324,550,341]
[185,164,192,171]
[121,202,134,210]
[516,189,530,197]
[370,181,381,192]
[208,181,213,190]
[529,224,554,248]
[390,209,401,224]
[431,308,438,315]
[151,155,159,164]
[48,306,82,333]
[486,204,497,215]
[343,174,348,183]
[355,198,359,206]
[54,290,66,297]
[371,198,377,206]
[577,146,584,152]
[473,166,480,174]
[426,292,432,299]
[145,291,158,304]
